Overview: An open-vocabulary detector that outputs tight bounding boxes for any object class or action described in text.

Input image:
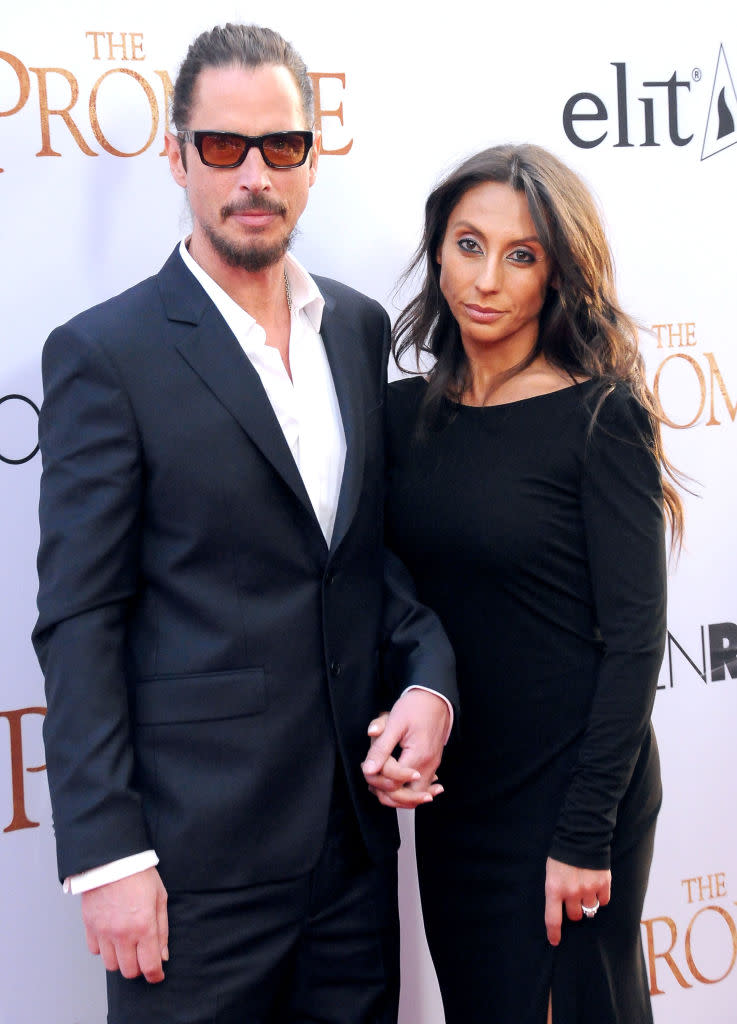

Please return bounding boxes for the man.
[33,23,456,1024]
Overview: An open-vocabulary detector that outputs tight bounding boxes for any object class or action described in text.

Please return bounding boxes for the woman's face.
[436,181,553,362]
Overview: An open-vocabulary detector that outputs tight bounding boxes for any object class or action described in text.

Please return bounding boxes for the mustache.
[221,196,287,218]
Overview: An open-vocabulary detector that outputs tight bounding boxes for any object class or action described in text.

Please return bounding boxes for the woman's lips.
[464,304,504,323]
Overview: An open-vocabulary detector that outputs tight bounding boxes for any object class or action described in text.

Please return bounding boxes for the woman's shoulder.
[386,375,428,446]
[388,374,428,396]
[585,379,652,436]
[387,374,428,413]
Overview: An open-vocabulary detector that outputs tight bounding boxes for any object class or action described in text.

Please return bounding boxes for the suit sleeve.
[381,546,459,712]
[33,323,150,881]
[548,387,667,869]
[372,311,458,714]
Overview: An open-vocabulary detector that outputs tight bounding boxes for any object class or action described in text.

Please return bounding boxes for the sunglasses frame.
[178,129,314,169]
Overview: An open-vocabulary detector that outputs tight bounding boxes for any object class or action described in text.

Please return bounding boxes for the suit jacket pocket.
[134,668,267,724]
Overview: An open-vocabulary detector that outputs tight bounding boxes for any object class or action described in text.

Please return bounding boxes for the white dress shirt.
[180,241,346,545]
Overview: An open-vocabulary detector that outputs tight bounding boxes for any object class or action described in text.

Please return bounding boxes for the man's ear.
[164,132,187,188]
[308,130,321,187]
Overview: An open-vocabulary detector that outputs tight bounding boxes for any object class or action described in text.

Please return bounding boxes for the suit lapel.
[319,297,367,554]
[158,249,316,524]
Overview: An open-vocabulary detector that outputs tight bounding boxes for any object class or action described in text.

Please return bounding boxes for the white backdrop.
[1,2,735,1021]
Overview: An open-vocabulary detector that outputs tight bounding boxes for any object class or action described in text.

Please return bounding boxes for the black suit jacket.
[33,248,456,891]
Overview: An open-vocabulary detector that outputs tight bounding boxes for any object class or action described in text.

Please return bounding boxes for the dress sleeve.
[548,384,667,869]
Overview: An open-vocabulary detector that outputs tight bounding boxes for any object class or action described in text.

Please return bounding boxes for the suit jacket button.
[325,570,335,586]
[330,660,342,677]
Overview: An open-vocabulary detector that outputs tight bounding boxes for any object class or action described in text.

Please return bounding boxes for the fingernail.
[422,794,433,802]
[162,946,169,961]
[363,760,377,774]
[411,770,421,780]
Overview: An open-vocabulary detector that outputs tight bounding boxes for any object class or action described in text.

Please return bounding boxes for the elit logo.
[702,44,737,159]
[562,44,736,161]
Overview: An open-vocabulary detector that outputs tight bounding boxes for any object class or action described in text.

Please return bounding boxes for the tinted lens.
[262,132,308,167]
[200,133,247,167]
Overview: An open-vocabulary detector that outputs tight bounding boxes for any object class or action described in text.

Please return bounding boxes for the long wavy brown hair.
[393,143,684,547]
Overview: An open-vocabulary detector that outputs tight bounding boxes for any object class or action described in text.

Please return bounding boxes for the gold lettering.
[130,33,145,61]
[106,32,130,62]
[86,31,145,61]
[682,874,730,903]
[704,352,737,426]
[685,906,737,984]
[652,353,706,428]
[698,875,718,901]
[682,878,699,904]
[29,67,97,157]
[0,51,30,117]
[85,31,107,60]
[0,50,31,173]
[652,324,668,349]
[668,322,695,348]
[308,72,353,156]
[651,322,697,349]
[1,707,46,832]
[89,68,158,157]
[642,917,693,994]
[153,70,173,154]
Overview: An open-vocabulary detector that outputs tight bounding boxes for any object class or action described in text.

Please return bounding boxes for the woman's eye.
[458,237,482,254]
[508,248,535,263]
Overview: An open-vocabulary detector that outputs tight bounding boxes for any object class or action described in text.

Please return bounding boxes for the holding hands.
[362,689,449,808]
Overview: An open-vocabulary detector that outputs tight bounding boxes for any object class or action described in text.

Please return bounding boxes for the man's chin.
[206,227,292,273]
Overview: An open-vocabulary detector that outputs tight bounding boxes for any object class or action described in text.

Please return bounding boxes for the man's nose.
[236,145,271,190]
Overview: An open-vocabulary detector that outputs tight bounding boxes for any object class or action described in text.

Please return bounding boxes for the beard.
[202,195,293,272]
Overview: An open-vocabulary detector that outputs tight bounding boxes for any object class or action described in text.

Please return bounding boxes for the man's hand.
[361,689,449,808]
[544,856,611,946]
[81,866,169,983]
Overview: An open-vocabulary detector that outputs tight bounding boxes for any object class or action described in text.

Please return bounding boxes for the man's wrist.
[400,685,454,743]
[64,850,159,894]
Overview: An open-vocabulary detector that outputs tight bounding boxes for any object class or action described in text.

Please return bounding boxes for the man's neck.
[187,234,293,376]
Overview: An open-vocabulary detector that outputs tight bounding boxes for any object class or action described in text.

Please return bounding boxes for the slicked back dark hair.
[172,23,314,131]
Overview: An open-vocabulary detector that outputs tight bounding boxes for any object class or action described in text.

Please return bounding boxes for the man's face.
[166,63,319,274]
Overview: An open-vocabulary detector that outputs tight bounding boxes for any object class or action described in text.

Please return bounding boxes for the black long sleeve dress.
[385,376,666,1024]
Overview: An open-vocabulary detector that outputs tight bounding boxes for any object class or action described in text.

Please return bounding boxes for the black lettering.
[642,73,693,145]
[0,394,39,465]
[562,92,607,148]
[612,62,633,147]
[709,622,737,681]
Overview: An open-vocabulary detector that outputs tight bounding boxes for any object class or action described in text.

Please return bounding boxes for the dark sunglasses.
[178,129,314,169]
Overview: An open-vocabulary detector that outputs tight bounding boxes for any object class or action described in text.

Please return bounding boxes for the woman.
[383,145,683,1023]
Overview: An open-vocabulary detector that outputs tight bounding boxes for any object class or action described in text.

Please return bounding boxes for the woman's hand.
[544,857,611,946]
[362,708,444,808]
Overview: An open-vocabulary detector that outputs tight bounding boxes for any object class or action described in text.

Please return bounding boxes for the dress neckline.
[446,377,598,412]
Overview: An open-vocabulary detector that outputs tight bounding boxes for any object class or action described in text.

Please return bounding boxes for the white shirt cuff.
[63,850,159,894]
[402,685,454,744]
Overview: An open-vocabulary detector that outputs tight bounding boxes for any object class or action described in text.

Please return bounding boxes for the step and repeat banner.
[1,1,735,1021]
